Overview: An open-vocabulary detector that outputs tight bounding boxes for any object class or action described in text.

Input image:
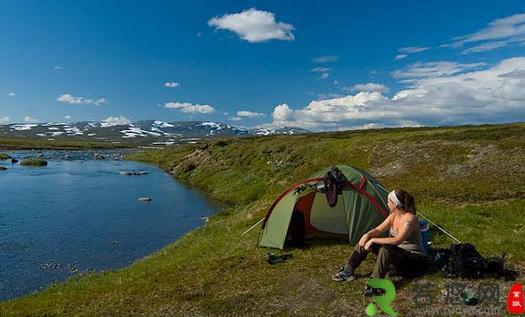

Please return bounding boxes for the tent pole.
[418,212,462,244]
[241,217,265,237]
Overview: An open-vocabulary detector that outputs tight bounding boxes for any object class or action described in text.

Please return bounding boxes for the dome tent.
[259,165,389,249]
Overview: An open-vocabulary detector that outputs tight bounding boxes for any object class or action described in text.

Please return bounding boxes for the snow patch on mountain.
[153,120,174,128]
[121,127,162,138]
[11,124,38,131]
[199,122,223,129]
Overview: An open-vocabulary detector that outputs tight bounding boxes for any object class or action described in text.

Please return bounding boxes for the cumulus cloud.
[63,115,72,120]
[24,116,39,123]
[312,55,339,63]
[164,81,180,88]
[8,92,15,97]
[0,116,9,125]
[236,110,265,118]
[57,94,107,106]
[348,83,389,93]
[101,116,131,127]
[208,8,294,43]
[392,61,486,81]
[164,102,216,114]
[264,57,525,131]
[53,65,63,70]
[447,13,525,53]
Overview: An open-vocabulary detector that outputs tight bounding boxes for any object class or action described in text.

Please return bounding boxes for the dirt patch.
[176,145,212,173]
[268,272,336,315]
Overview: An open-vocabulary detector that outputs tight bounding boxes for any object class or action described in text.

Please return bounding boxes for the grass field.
[1,123,524,316]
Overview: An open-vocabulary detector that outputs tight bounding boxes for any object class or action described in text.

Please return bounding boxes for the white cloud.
[392,61,486,81]
[317,93,344,100]
[349,83,389,93]
[208,8,295,43]
[0,116,9,125]
[63,115,72,120]
[461,41,508,54]
[236,110,265,118]
[101,116,131,127]
[24,116,39,123]
[311,67,331,73]
[312,55,339,63]
[395,46,429,60]
[448,13,525,53]
[272,103,294,121]
[398,46,430,54]
[53,65,63,70]
[57,94,107,106]
[231,116,242,121]
[164,102,216,114]
[8,92,15,97]
[164,81,180,88]
[311,66,332,79]
[264,57,525,131]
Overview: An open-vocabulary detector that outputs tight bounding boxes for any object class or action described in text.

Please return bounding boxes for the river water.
[0,151,217,301]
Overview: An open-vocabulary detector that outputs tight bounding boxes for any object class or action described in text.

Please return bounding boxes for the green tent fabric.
[259,165,389,249]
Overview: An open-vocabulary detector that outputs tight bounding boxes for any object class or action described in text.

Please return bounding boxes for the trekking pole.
[418,212,462,244]
[241,217,265,237]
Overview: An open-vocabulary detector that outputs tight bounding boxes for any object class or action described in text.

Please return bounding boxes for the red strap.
[358,176,366,190]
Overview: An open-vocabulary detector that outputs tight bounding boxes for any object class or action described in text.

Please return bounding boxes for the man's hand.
[364,238,375,251]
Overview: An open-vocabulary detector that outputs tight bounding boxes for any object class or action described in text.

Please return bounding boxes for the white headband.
[388,190,402,207]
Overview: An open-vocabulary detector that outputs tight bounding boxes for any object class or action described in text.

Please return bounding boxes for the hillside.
[1,123,524,316]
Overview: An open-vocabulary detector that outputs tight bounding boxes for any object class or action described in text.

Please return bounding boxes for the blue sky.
[1,1,525,130]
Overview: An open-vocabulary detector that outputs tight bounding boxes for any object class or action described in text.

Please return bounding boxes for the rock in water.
[20,159,48,166]
[120,170,148,176]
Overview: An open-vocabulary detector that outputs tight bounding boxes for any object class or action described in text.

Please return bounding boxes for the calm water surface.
[0,151,217,300]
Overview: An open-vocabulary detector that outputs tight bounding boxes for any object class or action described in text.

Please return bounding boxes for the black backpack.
[431,243,518,280]
[445,243,487,278]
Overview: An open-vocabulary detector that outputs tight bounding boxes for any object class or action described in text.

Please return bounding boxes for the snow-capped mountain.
[0,120,308,145]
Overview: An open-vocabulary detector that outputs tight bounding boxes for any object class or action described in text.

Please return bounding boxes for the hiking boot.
[331,268,355,282]
[362,285,385,297]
